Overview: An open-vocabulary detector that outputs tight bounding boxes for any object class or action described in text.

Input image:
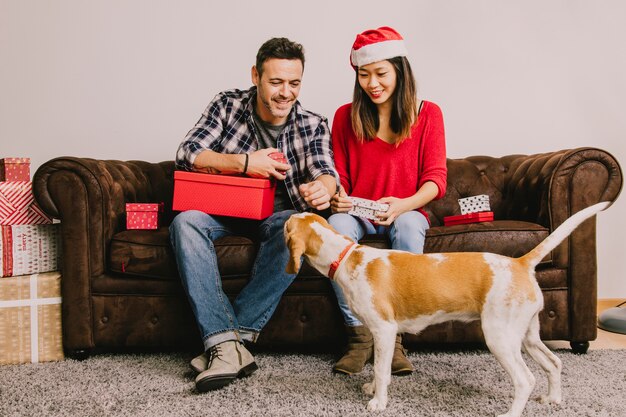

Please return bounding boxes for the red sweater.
[331,101,447,219]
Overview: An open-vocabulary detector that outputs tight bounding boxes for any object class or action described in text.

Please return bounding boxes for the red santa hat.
[350,26,408,68]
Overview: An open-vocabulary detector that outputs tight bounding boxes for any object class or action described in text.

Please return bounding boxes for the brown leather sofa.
[33,147,622,358]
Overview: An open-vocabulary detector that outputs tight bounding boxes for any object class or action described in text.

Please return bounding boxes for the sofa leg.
[570,341,589,354]
[66,349,91,360]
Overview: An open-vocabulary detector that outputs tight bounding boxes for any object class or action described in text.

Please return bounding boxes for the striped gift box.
[0,181,52,225]
[1,224,61,277]
[0,271,64,365]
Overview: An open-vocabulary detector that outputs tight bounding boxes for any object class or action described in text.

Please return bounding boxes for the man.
[170,37,338,393]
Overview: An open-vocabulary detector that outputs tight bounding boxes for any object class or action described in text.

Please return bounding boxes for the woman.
[329,26,447,375]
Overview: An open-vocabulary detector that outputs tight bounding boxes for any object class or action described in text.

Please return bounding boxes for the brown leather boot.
[333,325,374,375]
[391,334,414,375]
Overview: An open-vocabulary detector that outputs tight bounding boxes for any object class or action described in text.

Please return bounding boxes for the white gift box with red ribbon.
[348,197,389,221]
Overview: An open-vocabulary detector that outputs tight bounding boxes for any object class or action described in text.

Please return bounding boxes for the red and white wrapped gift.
[0,271,64,364]
[458,194,491,215]
[126,203,164,230]
[0,181,53,225]
[347,197,389,221]
[444,194,494,226]
[1,224,61,277]
[0,158,30,182]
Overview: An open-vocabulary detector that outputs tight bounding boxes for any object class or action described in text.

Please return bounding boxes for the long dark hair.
[351,56,418,145]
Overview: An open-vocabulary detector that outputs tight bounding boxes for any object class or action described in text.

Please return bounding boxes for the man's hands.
[192,148,289,178]
[299,175,336,211]
[246,148,291,180]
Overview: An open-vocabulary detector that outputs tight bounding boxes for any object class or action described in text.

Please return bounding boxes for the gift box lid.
[174,171,274,189]
[126,203,164,212]
[1,157,31,165]
[444,211,494,226]
[458,194,489,203]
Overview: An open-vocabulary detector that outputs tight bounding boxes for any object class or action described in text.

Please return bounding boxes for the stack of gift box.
[443,194,494,226]
[0,157,64,365]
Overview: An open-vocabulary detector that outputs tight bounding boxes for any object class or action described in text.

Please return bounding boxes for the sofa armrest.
[505,147,622,266]
[507,147,622,341]
[33,157,175,349]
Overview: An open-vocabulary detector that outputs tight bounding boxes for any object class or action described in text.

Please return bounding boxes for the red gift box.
[443,211,494,226]
[172,171,276,220]
[126,203,164,230]
[0,158,31,182]
[0,181,53,225]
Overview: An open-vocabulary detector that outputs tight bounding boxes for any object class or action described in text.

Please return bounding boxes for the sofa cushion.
[109,227,256,280]
[108,220,550,284]
[425,220,550,260]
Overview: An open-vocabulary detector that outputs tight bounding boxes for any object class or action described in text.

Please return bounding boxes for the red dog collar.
[328,242,356,280]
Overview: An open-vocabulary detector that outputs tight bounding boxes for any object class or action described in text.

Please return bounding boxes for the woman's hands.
[331,186,353,213]
[332,188,413,225]
[374,196,413,226]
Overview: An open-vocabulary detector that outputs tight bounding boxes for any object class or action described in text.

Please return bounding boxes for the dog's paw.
[362,382,375,396]
[367,397,387,411]
[535,394,562,405]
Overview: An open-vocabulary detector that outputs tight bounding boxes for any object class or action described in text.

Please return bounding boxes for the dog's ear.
[285,231,305,274]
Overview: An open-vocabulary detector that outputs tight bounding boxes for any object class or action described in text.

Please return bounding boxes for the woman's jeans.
[328,211,430,327]
[169,209,297,351]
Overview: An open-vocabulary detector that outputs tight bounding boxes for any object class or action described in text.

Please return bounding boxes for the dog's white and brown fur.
[284,202,610,416]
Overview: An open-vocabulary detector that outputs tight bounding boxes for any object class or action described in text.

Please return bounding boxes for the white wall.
[1,0,624,297]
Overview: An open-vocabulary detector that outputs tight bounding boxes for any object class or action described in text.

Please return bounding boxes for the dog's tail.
[522,201,611,266]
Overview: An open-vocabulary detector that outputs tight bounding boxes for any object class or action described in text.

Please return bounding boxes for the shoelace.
[206,344,223,367]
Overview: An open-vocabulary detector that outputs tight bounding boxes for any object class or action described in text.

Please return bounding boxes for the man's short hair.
[255,38,305,76]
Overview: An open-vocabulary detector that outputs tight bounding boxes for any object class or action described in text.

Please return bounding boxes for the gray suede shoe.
[195,341,258,392]
[190,352,208,374]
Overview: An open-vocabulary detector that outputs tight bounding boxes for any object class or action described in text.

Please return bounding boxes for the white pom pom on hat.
[350,26,408,68]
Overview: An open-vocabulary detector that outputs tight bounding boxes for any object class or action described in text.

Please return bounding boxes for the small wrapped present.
[0,271,64,365]
[126,203,164,230]
[0,158,30,182]
[0,181,53,225]
[444,211,494,226]
[1,224,61,277]
[347,197,389,221]
[458,194,490,215]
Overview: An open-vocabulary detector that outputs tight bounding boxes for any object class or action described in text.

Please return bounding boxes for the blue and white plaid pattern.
[176,87,338,212]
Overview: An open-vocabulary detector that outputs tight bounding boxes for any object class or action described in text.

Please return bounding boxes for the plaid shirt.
[176,87,338,212]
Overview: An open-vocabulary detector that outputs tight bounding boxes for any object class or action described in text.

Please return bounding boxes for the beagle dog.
[284,202,610,416]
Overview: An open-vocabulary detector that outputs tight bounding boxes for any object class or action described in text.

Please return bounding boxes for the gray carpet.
[1,348,625,416]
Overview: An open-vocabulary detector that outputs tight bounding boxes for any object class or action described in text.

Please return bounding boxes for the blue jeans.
[328,211,430,326]
[169,209,298,351]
